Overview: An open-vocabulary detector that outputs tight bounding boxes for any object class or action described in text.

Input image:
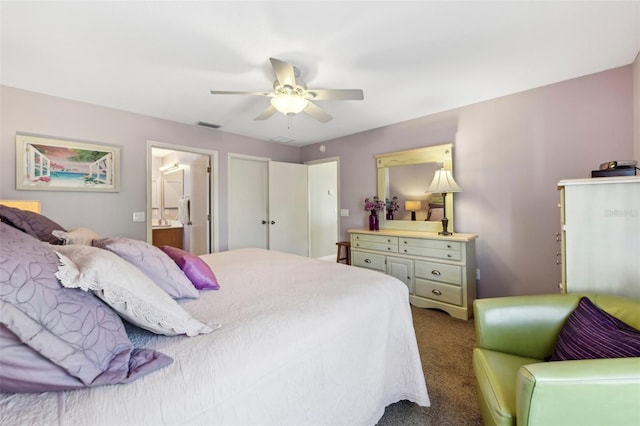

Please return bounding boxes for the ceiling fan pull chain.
[287,113,294,130]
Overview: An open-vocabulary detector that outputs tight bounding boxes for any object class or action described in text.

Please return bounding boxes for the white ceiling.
[2,1,639,146]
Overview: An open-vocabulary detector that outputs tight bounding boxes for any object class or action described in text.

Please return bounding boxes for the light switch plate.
[340,209,349,217]
[133,212,145,222]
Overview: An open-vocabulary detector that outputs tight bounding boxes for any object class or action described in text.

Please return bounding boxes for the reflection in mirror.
[376,143,454,233]
[388,162,443,221]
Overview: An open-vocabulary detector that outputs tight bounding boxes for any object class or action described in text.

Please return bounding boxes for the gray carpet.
[376,306,483,425]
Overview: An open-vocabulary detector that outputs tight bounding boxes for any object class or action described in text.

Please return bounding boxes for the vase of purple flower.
[385,196,399,220]
[364,196,385,231]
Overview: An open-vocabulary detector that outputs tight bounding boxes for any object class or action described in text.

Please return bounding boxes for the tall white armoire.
[558,176,640,299]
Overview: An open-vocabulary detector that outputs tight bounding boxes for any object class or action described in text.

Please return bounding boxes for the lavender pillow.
[54,245,215,337]
[93,237,198,299]
[160,245,220,290]
[0,204,65,244]
[0,223,172,392]
[550,297,640,361]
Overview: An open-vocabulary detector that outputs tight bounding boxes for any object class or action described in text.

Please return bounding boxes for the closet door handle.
[270,220,276,225]
[261,220,267,224]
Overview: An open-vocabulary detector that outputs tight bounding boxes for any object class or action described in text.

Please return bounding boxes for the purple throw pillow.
[550,297,640,361]
[0,204,65,244]
[160,245,220,290]
[93,237,199,299]
[0,223,173,392]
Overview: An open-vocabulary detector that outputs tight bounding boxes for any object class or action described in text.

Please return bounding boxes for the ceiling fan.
[210,58,364,123]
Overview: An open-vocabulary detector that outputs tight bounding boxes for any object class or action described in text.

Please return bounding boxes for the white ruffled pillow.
[52,227,100,245]
[53,245,216,337]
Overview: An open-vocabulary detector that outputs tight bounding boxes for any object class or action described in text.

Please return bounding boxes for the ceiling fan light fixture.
[271,94,308,115]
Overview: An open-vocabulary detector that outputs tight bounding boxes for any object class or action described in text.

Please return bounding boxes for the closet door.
[269,161,309,256]
[228,155,269,250]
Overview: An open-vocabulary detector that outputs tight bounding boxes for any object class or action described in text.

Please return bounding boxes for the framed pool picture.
[16,134,121,192]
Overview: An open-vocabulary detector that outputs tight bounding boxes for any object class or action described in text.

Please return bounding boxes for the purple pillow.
[0,223,173,392]
[550,297,640,361]
[160,245,220,290]
[0,204,65,244]
[93,237,199,299]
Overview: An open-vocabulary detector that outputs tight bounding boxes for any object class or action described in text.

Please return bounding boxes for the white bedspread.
[0,248,429,425]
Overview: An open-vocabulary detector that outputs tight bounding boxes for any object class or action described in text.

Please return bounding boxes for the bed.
[0,201,429,425]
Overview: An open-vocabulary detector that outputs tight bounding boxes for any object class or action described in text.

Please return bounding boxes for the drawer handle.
[432,289,442,296]
[403,249,408,253]
[447,254,452,258]
[365,258,372,264]
[387,239,392,243]
[387,247,391,251]
[431,270,441,276]
[447,244,452,248]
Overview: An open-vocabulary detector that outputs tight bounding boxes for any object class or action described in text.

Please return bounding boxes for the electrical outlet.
[476,268,480,280]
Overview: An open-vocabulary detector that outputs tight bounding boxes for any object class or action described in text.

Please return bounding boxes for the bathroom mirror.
[162,169,184,209]
[376,143,454,232]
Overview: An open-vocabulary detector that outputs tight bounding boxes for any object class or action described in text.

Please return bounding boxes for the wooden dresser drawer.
[415,279,462,306]
[351,233,398,253]
[399,245,461,260]
[399,238,461,260]
[400,238,462,251]
[352,233,398,245]
[352,251,387,272]
[414,260,462,286]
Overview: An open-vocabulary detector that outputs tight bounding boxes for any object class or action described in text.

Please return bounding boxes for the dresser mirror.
[376,143,454,232]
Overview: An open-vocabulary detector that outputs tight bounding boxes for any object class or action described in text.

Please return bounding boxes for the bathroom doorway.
[146,141,218,254]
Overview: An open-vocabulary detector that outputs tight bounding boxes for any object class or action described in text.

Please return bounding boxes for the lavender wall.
[635,53,640,158]
[1,66,634,298]
[0,86,300,249]
[301,66,635,298]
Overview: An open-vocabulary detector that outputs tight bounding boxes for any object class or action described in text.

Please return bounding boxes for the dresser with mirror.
[349,143,478,319]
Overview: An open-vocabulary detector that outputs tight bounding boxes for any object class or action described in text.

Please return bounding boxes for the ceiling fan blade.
[304,101,333,123]
[305,89,364,101]
[269,57,296,88]
[254,105,278,120]
[210,90,273,97]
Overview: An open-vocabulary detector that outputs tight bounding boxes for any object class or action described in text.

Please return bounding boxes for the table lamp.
[404,200,422,221]
[426,168,462,235]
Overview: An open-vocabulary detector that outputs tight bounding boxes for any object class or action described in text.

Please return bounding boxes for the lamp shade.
[270,94,309,114]
[404,200,422,211]
[427,168,462,193]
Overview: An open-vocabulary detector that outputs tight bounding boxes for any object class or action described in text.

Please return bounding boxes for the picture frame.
[16,134,121,192]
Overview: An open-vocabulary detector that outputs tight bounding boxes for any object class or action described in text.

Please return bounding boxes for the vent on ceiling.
[197,121,221,129]
[270,136,296,144]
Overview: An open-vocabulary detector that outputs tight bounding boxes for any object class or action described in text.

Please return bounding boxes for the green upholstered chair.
[472,293,640,426]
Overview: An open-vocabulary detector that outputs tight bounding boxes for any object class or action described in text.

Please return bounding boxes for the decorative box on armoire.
[558,176,640,299]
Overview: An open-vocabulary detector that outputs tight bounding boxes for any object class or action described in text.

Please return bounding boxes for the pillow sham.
[52,227,100,245]
[550,297,640,361]
[160,245,220,290]
[0,323,172,393]
[0,223,172,392]
[93,237,199,299]
[0,204,65,244]
[54,244,215,337]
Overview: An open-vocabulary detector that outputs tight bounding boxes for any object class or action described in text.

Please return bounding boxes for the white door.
[269,161,309,256]
[308,161,338,258]
[228,155,269,250]
[190,155,210,255]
